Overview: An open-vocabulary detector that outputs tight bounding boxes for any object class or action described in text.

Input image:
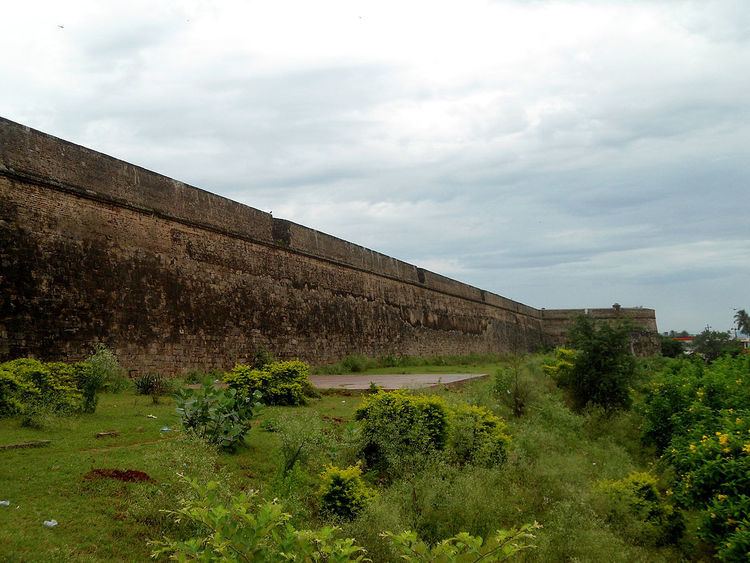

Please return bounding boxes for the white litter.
[147,414,157,419]
[43,520,58,528]
[0,500,10,507]
[160,426,171,432]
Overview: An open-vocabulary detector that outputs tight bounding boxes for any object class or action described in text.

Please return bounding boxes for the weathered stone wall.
[0,117,658,374]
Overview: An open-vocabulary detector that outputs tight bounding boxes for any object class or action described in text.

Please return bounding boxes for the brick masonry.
[0,117,659,374]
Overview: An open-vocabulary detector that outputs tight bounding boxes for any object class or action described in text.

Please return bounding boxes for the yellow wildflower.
[719,434,729,446]
[718,494,728,502]
[689,444,697,452]
[743,443,750,455]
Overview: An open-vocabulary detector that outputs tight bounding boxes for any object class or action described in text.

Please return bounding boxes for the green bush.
[0,359,82,418]
[447,404,511,467]
[355,391,450,471]
[277,412,329,473]
[84,344,129,393]
[319,463,375,520]
[594,472,684,546]
[560,316,636,411]
[133,372,172,397]
[701,494,750,562]
[638,355,750,559]
[382,522,540,562]
[175,384,261,451]
[151,479,367,561]
[225,360,313,406]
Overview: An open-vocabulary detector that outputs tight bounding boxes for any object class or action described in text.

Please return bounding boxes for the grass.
[0,355,693,561]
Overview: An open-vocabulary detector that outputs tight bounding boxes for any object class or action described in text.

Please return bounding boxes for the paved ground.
[309,373,487,391]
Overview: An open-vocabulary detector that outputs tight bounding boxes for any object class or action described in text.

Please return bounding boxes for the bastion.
[0,117,659,374]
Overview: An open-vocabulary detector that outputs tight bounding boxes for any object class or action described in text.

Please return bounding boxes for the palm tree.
[735,309,750,336]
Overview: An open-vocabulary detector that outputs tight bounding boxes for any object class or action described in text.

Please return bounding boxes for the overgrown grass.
[313,352,512,375]
[0,355,694,561]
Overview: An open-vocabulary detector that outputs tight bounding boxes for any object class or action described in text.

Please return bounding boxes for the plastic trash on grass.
[43,520,58,528]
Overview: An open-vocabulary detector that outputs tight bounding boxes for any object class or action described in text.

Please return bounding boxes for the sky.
[1,0,748,334]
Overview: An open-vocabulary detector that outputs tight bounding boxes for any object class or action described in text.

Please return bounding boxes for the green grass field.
[1,357,693,562]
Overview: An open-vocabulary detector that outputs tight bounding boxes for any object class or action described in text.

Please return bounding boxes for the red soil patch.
[83,468,154,483]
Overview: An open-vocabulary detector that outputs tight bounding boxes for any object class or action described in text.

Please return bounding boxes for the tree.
[735,309,750,337]
[692,329,742,363]
[659,335,684,358]
[561,315,636,411]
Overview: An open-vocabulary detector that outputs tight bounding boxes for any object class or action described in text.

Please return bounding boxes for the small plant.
[319,463,375,520]
[133,372,172,400]
[277,413,329,473]
[447,404,511,467]
[225,360,314,406]
[355,391,450,471]
[152,479,367,561]
[558,316,636,411]
[84,344,129,393]
[494,358,532,417]
[382,522,541,562]
[594,472,684,546]
[251,344,276,369]
[0,359,82,419]
[175,384,261,451]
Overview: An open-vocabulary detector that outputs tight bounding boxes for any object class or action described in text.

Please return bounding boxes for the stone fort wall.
[0,117,658,374]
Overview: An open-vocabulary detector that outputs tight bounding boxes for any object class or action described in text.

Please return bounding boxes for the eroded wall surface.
[0,118,657,373]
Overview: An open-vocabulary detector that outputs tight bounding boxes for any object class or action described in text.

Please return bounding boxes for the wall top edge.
[0,116,542,316]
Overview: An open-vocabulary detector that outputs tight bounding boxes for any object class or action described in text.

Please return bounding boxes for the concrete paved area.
[309,373,487,391]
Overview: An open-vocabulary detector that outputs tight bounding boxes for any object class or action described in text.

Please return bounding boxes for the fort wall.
[0,117,658,373]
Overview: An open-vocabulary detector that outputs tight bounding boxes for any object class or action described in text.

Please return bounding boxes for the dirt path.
[309,373,487,391]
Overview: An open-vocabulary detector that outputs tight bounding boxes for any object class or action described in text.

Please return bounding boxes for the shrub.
[83,344,129,393]
[560,316,636,411]
[277,412,329,473]
[494,360,533,417]
[382,522,541,562]
[701,494,750,562]
[151,479,367,561]
[594,472,684,546]
[175,384,261,451]
[251,344,276,369]
[319,463,375,520]
[0,359,82,417]
[134,372,172,397]
[541,347,578,380]
[225,360,313,406]
[355,391,449,471]
[447,404,511,467]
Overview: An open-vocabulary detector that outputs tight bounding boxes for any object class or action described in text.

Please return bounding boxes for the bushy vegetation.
[152,479,368,562]
[640,354,750,560]
[152,477,538,562]
[0,347,126,424]
[545,316,636,411]
[447,404,511,467]
[593,472,684,546]
[319,464,375,520]
[175,384,261,450]
[355,391,450,472]
[225,360,314,406]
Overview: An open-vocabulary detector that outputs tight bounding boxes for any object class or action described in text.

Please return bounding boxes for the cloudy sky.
[2,0,748,334]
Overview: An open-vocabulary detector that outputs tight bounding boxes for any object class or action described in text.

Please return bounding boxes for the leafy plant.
[151,479,368,561]
[0,359,82,418]
[277,413,329,473]
[382,522,541,562]
[494,360,532,417]
[175,384,261,451]
[225,360,314,406]
[559,316,636,411]
[594,472,684,546]
[84,344,129,393]
[133,372,173,400]
[355,391,449,472]
[447,404,511,467]
[319,463,375,520]
[692,329,743,363]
